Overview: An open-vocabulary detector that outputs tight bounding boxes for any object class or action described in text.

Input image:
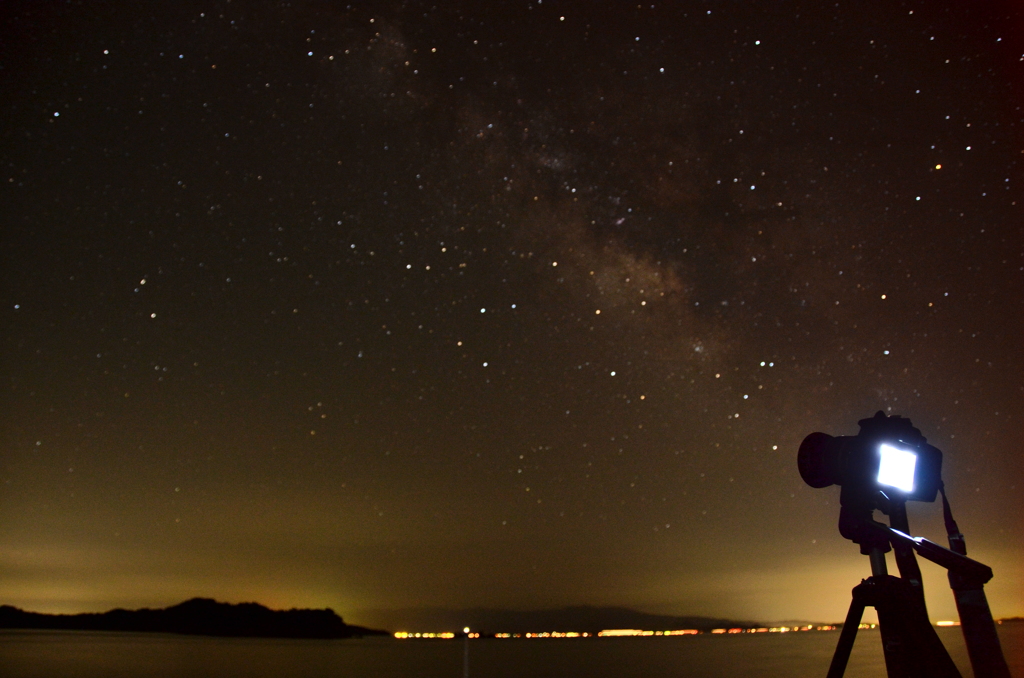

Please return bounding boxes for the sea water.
[2,625,1021,677]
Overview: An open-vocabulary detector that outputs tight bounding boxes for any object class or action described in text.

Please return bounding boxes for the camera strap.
[939,481,967,556]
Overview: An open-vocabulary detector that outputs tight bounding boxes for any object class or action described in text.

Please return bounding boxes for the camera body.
[798,411,942,505]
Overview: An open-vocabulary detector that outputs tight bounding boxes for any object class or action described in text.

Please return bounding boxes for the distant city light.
[395,625,834,639]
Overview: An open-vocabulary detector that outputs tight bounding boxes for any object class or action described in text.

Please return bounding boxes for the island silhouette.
[0,598,387,639]
[0,599,787,638]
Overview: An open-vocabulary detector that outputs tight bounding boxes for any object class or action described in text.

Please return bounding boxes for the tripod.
[827,546,960,678]
[826,499,1010,678]
[799,413,1010,678]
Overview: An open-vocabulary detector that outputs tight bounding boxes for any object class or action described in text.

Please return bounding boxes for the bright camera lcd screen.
[877,443,917,493]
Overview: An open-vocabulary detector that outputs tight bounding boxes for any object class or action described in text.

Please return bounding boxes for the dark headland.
[0,598,387,639]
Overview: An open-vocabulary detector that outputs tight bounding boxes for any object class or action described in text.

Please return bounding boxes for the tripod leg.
[827,593,866,678]
[952,586,1011,678]
[874,575,963,678]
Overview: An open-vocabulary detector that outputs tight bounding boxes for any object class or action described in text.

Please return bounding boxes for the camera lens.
[798,432,838,488]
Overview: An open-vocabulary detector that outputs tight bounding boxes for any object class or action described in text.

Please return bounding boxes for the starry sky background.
[2,1,1022,630]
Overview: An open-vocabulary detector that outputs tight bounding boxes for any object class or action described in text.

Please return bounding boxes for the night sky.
[2,1,1022,631]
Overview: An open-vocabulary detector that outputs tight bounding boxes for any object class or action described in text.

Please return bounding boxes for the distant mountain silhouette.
[0,598,387,639]
[367,605,762,634]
